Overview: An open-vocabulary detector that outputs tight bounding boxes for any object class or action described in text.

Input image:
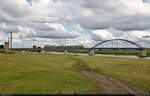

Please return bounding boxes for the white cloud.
[71,0,150,31]
[0,0,150,47]
[91,29,115,41]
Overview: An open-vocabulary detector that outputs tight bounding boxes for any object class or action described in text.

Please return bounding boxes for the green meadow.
[0,53,150,94]
[73,55,150,93]
[0,53,99,94]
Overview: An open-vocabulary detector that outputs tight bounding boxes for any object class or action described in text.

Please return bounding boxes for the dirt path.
[78,67,145,94]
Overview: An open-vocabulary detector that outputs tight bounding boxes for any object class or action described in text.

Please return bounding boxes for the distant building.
[4,42,9,53]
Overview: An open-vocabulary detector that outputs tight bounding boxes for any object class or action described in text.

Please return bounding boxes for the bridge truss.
[91,39,144,50]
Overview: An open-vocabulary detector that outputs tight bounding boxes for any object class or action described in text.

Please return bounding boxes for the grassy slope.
[0,53,99,94]
[74,55,150,92]
[72,50,150,57]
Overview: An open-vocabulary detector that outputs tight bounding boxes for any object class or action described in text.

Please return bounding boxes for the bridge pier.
[64,50,68,55]
[139,49,147,58]
[88,49,95,56]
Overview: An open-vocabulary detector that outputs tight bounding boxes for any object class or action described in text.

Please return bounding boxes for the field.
[0,53,150,94]
[73,55,150,93]
[72,50,150,57]
[0,53,99,94]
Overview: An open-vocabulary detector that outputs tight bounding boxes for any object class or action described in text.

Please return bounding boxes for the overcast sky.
[0,0,150,48]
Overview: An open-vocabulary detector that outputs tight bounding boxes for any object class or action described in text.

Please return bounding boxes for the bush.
[0,45,4,49]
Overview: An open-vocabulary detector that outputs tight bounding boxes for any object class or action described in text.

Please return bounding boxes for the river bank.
[42,51,150,59]
[71,50,150,57]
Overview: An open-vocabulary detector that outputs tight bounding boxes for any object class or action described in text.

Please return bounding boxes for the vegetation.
[0,52,150,94]
[0,53,99,94]
[33,45,37,52]
[72,50,150,57]
[37,46,42,52]
[0,44,4,49]
[43,45,84,49]
[73,55,150,93]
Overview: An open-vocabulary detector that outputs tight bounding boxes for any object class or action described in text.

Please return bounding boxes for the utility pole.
[23,39,24,48]
[8,37,9,43]
[8,37,9,49]
[10,32,12,49]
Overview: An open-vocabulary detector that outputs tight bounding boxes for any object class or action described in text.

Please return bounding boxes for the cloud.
[25,23,80,39]
[91,29,115,41]
[69,0,150,31]
[0,0,150,47]
[0,23,20,33]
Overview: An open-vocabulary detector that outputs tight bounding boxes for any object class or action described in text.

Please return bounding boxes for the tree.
[37,46,41,52]
[0,44,4,49]
[33,45,37,52]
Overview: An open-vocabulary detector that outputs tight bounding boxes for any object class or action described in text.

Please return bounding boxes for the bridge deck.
[94,48,145,50]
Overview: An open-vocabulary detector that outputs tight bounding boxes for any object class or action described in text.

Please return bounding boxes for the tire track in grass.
[70,56,146,94]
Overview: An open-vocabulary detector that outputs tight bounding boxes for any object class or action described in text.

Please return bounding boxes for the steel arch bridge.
[89,39,147,57]
[91,39,144,50]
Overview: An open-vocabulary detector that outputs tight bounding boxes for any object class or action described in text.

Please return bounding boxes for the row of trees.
[32,44,84,52]
[43,45,84,49]
[0,44,84,50]
[33,45,42,52]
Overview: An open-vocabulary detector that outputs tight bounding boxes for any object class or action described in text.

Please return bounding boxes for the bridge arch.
[91,39,143,49]
[89,39,146,57]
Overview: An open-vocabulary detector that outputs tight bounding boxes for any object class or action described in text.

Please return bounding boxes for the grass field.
[72,50,150,57]
[73,55,150,92]
[0,53,99,94]
[0,53,150,94]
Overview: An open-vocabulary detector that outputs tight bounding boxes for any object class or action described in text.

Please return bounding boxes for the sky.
[0,0,150,48]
